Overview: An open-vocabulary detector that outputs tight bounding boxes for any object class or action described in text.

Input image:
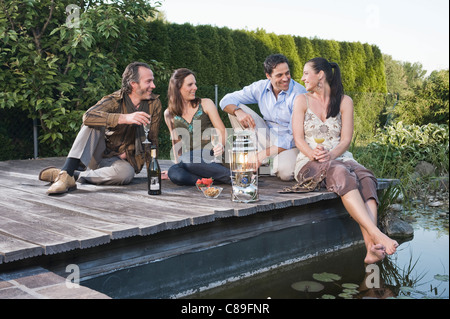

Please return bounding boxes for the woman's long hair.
[307,57,344,118]
[167,68,201,117]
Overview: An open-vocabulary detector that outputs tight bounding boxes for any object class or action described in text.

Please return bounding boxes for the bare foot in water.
[373,231,399,255]
[364,244,386,264]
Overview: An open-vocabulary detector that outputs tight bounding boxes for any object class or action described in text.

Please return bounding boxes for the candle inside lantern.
[230,131,259,203]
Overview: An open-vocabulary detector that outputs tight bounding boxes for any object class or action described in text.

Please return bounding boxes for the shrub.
[355,122,449,179]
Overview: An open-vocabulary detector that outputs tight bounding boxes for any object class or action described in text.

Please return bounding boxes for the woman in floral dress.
[292,57,399,264]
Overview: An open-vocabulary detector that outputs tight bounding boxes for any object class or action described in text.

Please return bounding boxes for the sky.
[159,0,449,75]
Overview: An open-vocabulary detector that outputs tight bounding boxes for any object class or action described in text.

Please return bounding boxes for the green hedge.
[143,22,388,158]
[1,8,388,160]
[145,21,386,94]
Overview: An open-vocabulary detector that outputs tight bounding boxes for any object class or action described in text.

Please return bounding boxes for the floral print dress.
[293,95,355,182]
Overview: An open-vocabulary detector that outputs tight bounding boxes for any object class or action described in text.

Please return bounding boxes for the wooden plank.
[20,201,140,241]
[122,186,235,218]
[156,192,236,219]
[128,184,236,218]
[83,187,218,228]
[0,159,329,222]
[0,185,142,240]
[125,173,303,218]
[23,174,219,231]
[0,232,44,264]
[139,181,281,218]
[0,157,399,266]
[0,182,186,236]
[0,200,111,250]
[55,186,198,233]
[0,206,80,255]
[37,182,216,234]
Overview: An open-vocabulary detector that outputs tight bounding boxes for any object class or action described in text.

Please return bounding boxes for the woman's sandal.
[279,169,326,193]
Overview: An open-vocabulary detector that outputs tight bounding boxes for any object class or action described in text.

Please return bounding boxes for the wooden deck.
[0,157,393,266]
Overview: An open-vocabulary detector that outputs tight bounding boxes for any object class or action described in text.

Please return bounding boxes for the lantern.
[230,130,259,203]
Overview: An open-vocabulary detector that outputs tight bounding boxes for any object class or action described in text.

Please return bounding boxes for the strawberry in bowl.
[196,177,214,190]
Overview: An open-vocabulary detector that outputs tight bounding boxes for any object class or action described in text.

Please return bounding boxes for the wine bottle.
[147,145,161,195]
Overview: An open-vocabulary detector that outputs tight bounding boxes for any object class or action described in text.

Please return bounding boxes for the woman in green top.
[164,68,231,186]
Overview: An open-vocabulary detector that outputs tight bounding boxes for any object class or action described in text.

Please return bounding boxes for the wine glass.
[143,118,152,144]
[314,136,325,145]
[314,130,325,146]
[211,129,222,163]
[313,132,327,162]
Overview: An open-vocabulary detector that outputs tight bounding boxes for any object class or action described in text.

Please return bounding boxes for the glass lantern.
[230,130,259,203]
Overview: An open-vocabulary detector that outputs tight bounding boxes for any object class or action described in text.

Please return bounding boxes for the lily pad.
[321,294,336,299]
[313,272,342,282]
[291,281,324,293]
[399,286,425,295]
[434,274,449,282]
[338,292,354,299]
[342,288,359,295]
[342,283,360,289]
[399,286,415,293]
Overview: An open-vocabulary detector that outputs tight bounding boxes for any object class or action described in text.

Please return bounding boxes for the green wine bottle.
[147,145,161,195]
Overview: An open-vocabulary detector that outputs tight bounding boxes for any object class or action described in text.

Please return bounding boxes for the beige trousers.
[67,126,135,185]
[228,104,298,181]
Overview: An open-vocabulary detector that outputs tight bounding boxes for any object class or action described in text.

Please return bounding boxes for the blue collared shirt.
[220,79,307,149]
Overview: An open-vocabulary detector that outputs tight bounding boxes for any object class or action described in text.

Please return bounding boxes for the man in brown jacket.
[39,62,162,195]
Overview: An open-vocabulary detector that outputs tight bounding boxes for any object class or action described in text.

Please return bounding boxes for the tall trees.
[395,70,449,125]
[0,0,161,155]
[383,54,448,126]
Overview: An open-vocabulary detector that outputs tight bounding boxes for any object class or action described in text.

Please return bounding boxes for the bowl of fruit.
[195,177,214,190]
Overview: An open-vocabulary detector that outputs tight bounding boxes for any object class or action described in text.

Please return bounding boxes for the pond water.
[81,200,448,299]
[188,208,449,299]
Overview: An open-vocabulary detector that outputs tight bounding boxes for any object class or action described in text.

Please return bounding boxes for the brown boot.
[39,166,61,183]
[47,171,77,195]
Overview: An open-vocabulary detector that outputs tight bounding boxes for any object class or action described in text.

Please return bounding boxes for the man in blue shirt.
[220,54,306,181]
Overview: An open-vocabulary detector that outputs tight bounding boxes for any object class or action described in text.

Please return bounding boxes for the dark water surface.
[189,209,449,299]
[82,205,448,299]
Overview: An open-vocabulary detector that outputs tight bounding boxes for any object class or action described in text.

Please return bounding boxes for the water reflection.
[190,226,449,299]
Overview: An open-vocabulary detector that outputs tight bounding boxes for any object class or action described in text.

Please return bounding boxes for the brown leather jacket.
[82,90,162,173]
